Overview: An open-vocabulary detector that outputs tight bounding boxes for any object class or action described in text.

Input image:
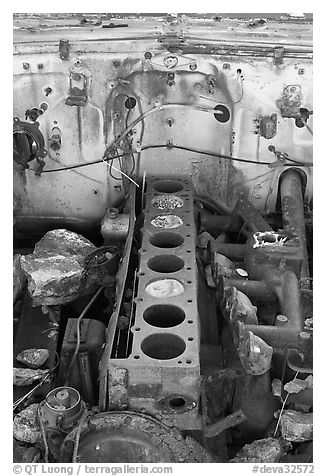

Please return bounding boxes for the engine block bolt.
[276,314,288,323]
[299,331,311,340]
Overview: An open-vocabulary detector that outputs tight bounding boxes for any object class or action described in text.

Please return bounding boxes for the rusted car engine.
[13,13,313,464]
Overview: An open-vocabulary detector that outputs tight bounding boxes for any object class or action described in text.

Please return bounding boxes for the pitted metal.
[107,176,201,429]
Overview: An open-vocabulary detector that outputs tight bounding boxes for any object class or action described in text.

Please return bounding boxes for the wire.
[72,408,90,463]
[37,402,49,463]
[40,143,312,174]
[301,117,313,136]
[64,287,104,386]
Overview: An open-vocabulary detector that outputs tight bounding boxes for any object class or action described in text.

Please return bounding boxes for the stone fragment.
[13,368,49,386]
[238,329,273,375]
[280,410,313,442]
[272,378,283,398]
[16,349,49,369]
[230,437,290,463]
[13,404,41,444]
[20,229,96,306]
[211,252,235,278]
[284,378,309,394]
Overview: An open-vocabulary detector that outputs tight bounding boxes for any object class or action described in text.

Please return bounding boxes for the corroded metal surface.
[105,177,201,429]
[13,14,312,232]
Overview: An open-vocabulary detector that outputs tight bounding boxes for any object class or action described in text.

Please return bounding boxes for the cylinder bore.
[153,180,184,193]
[151,215,183,229]
[141,334,186,360]
[145,279,184,298]
[150,232,184,249]
[143,304,185,328]
[151,195,184,210]
[147,255,184,273]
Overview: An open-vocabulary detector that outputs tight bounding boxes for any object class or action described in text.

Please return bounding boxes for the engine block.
[107,177,201,429]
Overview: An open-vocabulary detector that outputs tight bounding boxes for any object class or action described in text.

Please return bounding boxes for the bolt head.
[23,62,30,70]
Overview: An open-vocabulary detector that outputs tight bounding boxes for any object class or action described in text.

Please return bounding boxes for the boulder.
[20,229,96,306]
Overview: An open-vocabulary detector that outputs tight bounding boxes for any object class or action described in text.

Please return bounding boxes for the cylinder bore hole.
[168,397,186,410]
[141,334,186,360]
[143,304,185,328]
[147,255,184,273]
[145,279,184,298]
[151,195,184,210]
[153,180,183,193]
[150,231,184,249]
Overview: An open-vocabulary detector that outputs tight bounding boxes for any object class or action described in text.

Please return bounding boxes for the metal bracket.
[65,73,88,106]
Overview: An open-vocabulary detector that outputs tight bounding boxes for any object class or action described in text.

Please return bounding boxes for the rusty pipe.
[223,278,275,301]
[209,241,245,260]
[241,270,304,350]
[280,169,310,288]
[199,209,242,235]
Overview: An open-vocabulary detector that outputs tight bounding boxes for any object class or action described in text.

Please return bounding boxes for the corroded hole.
[151,215,183,229]
[151,195,184,210]
[145,279,184,298]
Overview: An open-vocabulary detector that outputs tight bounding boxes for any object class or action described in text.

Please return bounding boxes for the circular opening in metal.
[147,255,184,273]
[153,180,183,193]
[168,397,186,410]
[141,334,186,360]
[143,305,185,328]
[151,195,184,210]
[150,232,184,249]
[151,215,183,229]
[145,279,184,298]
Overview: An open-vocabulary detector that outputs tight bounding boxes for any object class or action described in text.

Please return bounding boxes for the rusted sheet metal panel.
[13,34,312,231]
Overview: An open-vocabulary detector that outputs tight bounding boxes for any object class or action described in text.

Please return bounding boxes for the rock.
[13,368,49,386]
[284,378,309,394]
[280,410,313,442]
[211,252,235,278]
[272,378,283,398]
[20,229,96,306]
[238,329,273,375]
[13,404,41,444]
[16,349,49,369]
[230,437,290,463]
